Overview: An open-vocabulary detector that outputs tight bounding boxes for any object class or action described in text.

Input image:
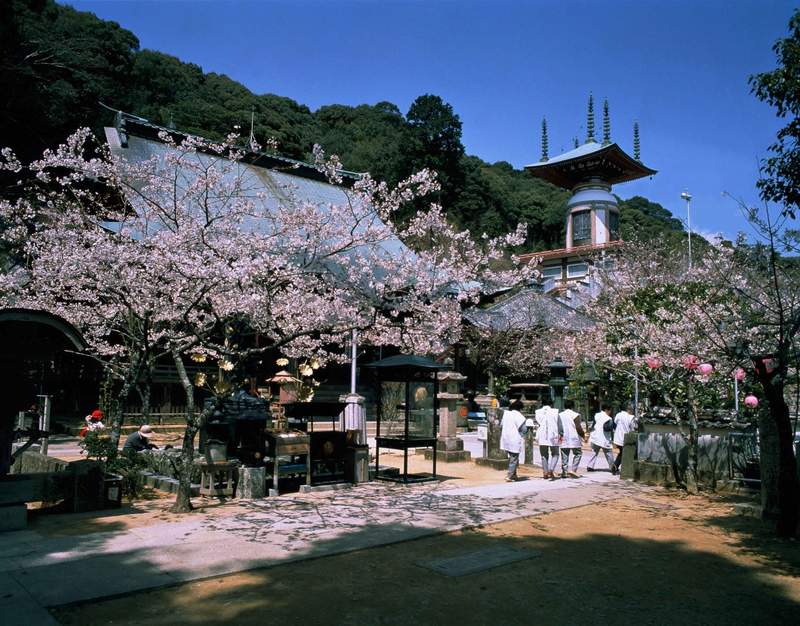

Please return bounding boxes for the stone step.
[141,472,200,496]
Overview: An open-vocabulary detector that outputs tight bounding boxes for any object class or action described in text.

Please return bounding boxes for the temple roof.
[525,141,656,190]
[463,288,593,332]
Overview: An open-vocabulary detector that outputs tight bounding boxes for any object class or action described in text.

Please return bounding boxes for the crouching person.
[123,424,159,452]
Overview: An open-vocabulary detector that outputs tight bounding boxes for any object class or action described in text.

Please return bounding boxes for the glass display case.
[365,354,445,483]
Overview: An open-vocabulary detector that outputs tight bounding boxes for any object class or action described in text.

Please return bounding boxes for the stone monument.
[474,393,508,470]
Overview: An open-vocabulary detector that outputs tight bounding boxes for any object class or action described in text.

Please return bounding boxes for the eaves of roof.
[520,241,623,263]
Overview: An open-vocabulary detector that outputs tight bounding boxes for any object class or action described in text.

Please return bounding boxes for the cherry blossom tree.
[580,231,799,534]
[573,239,737,493]
[1,128,534,511]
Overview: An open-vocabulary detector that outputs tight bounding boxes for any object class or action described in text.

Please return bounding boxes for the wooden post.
[37,395,51,457]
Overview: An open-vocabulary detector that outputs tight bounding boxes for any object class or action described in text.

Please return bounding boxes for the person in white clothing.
[499,399,528,481]
[587,404,616,473]
[558,401,585,478]
[535,404,561,479]
[612,403,637,474]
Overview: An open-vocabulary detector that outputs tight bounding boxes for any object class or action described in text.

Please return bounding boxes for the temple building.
[521,97,656,292]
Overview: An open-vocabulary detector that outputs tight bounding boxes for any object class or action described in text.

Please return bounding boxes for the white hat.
[139,425,154,438]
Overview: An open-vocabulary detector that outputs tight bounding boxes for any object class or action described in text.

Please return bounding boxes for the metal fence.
[727,429,760,485]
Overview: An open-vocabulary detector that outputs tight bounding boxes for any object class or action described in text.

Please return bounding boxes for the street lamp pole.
[681,190,692,271]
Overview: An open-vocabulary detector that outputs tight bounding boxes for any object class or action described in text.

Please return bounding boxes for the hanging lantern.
[645,355,662,369]
[698,363,713,376]
[734,367,746,381]
[744,395,759,409]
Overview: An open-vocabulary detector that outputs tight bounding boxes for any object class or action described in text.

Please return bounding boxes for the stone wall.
[635,432,731,488]
[138,449,201,482]
[4,453,105,513]
[10,450,69,474]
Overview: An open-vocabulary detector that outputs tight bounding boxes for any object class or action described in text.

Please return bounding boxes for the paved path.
[1,472,636,624]
[458,431,616,471]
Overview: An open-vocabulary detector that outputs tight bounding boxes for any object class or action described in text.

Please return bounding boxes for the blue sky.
[67,0,797,240]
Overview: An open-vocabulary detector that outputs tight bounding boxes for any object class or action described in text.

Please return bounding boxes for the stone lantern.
[547,356,570,411]
[424,371,470,462]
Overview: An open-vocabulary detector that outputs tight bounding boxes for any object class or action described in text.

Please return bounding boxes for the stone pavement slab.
[2,474,640,618]
[418,545,542,577]
[0,572,59,626]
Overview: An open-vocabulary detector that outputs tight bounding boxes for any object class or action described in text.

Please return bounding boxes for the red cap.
[91,409,104,420]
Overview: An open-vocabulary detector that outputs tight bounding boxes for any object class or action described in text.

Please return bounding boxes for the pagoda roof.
[525,141,656,189]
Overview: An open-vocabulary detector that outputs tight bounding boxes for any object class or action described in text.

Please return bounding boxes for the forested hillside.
[1,0,685,249]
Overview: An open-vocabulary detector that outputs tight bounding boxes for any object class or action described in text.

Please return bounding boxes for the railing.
[121,410,187,425]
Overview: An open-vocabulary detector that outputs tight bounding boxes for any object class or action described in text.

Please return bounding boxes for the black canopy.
[363,354,446,378]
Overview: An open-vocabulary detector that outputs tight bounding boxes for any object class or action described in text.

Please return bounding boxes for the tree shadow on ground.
[698,499,800,577]
[49,512,800,626]
[48,488,800,626]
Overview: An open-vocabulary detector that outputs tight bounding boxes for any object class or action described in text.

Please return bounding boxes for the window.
[540,266,562,281]
[572,210,591,244]
[567,263,589,279]
[609,210,620,241]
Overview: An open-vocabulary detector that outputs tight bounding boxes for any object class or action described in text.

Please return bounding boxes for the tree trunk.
[755,374,799,537]
[685,410,700,494]
[171,350,197,513]
[136,383,151,427]
[108,378,136,450]
[685,384,700,494]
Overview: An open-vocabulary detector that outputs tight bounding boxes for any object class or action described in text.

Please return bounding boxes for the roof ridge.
[107,107,365,182]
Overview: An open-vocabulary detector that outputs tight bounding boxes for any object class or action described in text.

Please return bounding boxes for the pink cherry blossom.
[698,363,713,375]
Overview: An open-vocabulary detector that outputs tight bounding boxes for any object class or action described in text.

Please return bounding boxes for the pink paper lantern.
[682,354,699,370]
[698,363,713,376]
[734,368,746,381]
[744,395,759,409]
[645,356,662,370]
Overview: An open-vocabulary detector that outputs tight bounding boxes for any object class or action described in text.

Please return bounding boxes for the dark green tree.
[404,94,466,214]
[619,195,685,244]
[749,9,800,217]
[0,0,139,161]
[315,101,410,184]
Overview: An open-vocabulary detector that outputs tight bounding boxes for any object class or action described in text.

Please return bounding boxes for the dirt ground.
[51,489,800,625]
[29,455,525,537]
